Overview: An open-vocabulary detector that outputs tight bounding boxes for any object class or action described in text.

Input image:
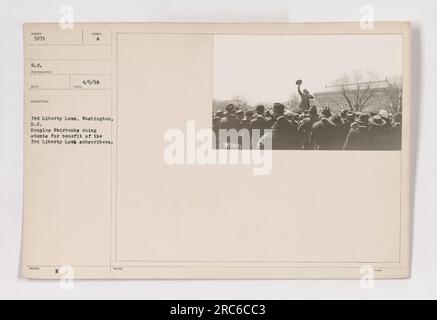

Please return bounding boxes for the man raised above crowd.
[296,79,314,112]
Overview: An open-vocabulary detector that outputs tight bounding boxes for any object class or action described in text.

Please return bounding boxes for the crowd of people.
[212,103,402,151]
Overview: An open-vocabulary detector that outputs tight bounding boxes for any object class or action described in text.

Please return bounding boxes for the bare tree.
[334,71,377,112]
[385,75,403,113]
[232,95,249,110]
[285,93,300,111]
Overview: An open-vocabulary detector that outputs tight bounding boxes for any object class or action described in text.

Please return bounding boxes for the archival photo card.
[22,22,411,279]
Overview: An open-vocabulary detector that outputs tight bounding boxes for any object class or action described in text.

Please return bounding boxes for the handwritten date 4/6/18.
[170,304,266,318]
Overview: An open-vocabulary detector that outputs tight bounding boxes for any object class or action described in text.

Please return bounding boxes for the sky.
[213,34,403,105]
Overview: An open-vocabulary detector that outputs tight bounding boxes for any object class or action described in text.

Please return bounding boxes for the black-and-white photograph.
[212,34,403,150]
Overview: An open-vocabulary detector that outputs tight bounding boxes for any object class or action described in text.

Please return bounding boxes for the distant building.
[313,80,401,114]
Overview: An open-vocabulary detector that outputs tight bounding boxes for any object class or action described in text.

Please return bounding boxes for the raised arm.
[297,85,304,98]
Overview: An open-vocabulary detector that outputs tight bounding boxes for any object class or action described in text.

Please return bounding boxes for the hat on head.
[321,106,332,118]
[369,115,387,127]
[215,110,223,117]
[296,79,303,85]
[356,113,370,125]
[273,103,285,114]
[346,111,355,121]
[256,105,265,114]
[379,109,389,120]
[226,104,236,113]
